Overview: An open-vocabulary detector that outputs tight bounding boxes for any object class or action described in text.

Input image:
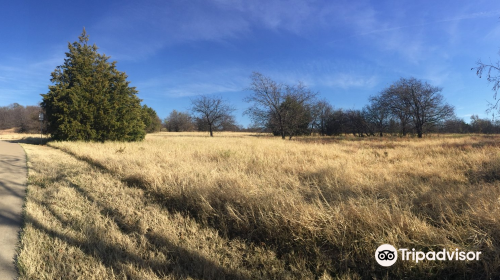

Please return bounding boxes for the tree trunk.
[209,124,213,137]
[416,124,423,138]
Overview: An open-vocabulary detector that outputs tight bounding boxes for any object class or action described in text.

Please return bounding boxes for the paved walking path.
[0,141,27,280]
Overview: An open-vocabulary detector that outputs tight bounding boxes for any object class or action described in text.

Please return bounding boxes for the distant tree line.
[440,115,500,134]
[159,73,500,138]
[0,103,44,133]
[5,69,499,138]
[164,107,241,134]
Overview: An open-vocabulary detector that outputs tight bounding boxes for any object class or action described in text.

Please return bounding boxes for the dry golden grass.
[0,129,47,144]
[149,131,271,138]
[16,133,500,279]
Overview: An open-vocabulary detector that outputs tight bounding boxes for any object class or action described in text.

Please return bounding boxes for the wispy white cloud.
[214,0,326,33]
[272,57,384,90]
[164,83,242,98]
[483,24,500,44]
[340,7,500,39]
[329,4,500,63]
[421,65,452,87]
[135,65,249,98]
[318,73,378,89]
[91,0,344,60]
[92,1,251,60]
[94,0,499,66]
[135,55,383,100]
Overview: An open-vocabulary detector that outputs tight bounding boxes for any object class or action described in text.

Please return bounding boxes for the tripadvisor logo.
[375,244,398,267]
[375,244,482,267]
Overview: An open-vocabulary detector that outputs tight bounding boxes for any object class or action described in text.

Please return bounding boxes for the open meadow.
[12,132,500,279]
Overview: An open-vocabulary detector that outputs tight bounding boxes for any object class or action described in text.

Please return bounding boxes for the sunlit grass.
[17,133,500,279]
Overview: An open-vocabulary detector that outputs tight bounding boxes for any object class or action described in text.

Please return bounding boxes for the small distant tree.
[440,117,469,134]
[245,72,316,139]
[18,105,41,133]
[218,114,239,131]
[164,110,194,132]
[191,95,235,137]
[470,115,497,133]
[379,85,412,136]
[0,103,43,133]
[141,105,162,133]
[41,28,145,141]
[344,109,368,137]
[365,96,390,137]
[325,109,346,136]
[310,100,333,136]
[379,77,454,138]
[0,106,8,129]
[279,96,312,139]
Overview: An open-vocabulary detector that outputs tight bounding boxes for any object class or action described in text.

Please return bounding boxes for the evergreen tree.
[41,28,145,141]
[141,105,162,133]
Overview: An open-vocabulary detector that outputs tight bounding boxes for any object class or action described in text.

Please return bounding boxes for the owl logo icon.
[375,244,398,267]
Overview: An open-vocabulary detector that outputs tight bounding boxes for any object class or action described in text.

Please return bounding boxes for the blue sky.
[1,0,500,126]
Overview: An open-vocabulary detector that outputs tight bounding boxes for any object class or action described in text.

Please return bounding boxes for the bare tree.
[365,96,390,137]
[344,109,368,137]
[380,77,454,138]
[191,95,235,137]
[474,55,500,114]
[164,110,194,132]
[218,114,240,131]
[245,72,316,139]
[379,85,412,136]
[280,96,312,139]
[194,114,239,132]
[0,103,43,133]
[440,117,469,134]
[310,100,334,136]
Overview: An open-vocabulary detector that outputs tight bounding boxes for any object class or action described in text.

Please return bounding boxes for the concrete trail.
[0,140,27,280]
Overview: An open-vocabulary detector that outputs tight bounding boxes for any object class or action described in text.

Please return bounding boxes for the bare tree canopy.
[379,84,413,136]
[191,95,235,137]
[365,95,390,137]
[245,72,316,139]
[0,103,44,133]
[164,110,194,132]
[380,77,454,138]
[310,100,334,136]
[474,54,500,114]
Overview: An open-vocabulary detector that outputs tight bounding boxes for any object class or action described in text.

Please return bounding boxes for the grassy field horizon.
[8,132,500,279]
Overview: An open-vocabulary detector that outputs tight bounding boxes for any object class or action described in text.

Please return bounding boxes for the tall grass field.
[13,132,500,279]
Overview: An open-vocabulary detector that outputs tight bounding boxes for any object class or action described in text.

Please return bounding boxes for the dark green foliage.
[41,29,145,142]
[141,105,162,133]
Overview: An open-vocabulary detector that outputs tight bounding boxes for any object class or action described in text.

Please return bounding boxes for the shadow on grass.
[465,156,500,184]
[5,137,50,145]
[50,145,497,279]
[50,146,330,277]
[26,181,250,280]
